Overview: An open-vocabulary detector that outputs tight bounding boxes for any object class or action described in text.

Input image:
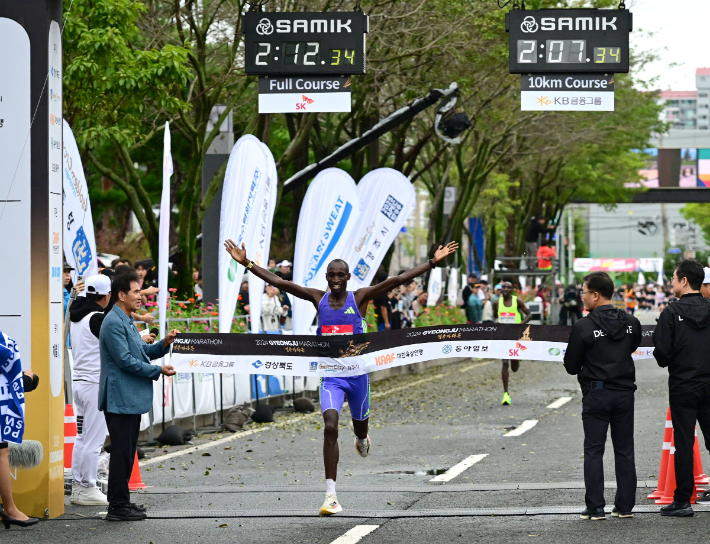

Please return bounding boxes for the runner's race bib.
[499,313,517,324]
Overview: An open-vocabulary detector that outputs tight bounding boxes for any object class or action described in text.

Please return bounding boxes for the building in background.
[575,203,709,259]
[656,68,710,130]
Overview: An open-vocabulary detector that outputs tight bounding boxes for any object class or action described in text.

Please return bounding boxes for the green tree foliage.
[64,0,664,294]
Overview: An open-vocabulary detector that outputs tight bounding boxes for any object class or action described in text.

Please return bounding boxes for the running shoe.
[320,493,342,516]
[355,435,371,458]
[501,392,512,405]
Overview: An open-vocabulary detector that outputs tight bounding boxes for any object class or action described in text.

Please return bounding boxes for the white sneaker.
[71,485,109,506]
[319,493,342,516]
[355,435,371,458]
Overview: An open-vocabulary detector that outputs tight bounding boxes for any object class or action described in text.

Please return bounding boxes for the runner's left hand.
[433,241,459,263]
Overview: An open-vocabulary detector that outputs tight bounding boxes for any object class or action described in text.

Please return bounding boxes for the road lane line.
[330,525,380,544]
[460,361,493,373]
[371,374,444,398]
[429,454,488,482]
[504,420,538,437]
[144,361,491,465]
[141,413,316,466]
[546,396,572,409]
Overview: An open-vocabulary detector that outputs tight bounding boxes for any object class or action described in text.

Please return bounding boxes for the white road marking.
[330,525,380,544]
[371,374,444,398]
[460,361,494,373]
[141,413,315,466]
[144,361,492,465]
[505,420,538,437]
[429,454,488,482]
[546,396,572,410]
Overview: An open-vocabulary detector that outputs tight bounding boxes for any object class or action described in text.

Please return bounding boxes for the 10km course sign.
[521,73,614,111]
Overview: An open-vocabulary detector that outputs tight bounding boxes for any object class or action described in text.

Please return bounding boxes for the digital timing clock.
[244,12,369,76]
[506,8,632,74]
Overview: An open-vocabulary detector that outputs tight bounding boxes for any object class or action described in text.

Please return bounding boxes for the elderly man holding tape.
[99,270,179,522]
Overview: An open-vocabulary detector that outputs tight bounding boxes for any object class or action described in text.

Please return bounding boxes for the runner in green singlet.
[492,281,532,405]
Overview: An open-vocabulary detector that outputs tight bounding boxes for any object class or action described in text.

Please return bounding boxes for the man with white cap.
[277,260,293,280]
[68,274,113,505]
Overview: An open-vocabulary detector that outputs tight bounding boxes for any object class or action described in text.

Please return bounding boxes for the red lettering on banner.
[509,349,520,357]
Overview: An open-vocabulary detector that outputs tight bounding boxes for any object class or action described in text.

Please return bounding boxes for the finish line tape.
[169,324,655,378]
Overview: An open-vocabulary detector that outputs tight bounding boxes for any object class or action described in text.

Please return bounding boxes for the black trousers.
[582,388,637,512]
[104,412,141,507]
[669,384,710,503]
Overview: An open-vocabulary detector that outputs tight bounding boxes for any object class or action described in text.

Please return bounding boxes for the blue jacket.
[98,305,169,414]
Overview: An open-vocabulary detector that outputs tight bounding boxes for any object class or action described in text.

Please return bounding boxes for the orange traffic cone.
[64,404,77,470]
[648,408,673,500]
[128,452,148,490]
[656,435,678,505]
[693,431,709,485]
[656,434,702,505]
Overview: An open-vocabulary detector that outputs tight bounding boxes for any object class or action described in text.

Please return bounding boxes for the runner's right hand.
[224,239,248,266]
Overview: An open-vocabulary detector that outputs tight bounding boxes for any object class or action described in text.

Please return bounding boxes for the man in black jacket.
[564,271,642,521]
[653,259,710,516]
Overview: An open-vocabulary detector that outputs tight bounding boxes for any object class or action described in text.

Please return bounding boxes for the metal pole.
[220,374,224,428]
[191,374,197,434]
[557,212,566,286]
[567,206,575,286]
[63,289,77,405]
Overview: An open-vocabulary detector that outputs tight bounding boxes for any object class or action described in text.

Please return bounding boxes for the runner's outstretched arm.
[224,240,324,309]
[354,242,458,307]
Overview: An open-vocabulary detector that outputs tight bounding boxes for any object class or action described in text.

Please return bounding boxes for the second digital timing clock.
[244,12,369,76]
[506,8,632,74]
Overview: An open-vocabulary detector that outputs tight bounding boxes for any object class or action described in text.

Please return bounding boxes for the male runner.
[492,281,532,405]
[224,238,457,515]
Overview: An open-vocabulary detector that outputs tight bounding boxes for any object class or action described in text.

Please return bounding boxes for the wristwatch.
[428,259,435,269]
[246,260,255,270]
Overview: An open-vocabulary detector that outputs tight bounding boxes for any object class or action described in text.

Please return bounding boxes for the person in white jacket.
[261,285,288,332]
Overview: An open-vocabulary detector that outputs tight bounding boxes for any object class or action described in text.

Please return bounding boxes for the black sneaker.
[611,507,633,518]
[696,491,710,505]
[130,503,148,514]
[106,505,146,522]
[580,507,606,520]
[660,501,694,517]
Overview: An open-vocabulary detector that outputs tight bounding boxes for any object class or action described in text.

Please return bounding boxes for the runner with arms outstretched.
[224,239,458,515]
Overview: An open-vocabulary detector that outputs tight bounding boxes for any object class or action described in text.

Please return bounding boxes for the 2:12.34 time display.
[254,42,356,67]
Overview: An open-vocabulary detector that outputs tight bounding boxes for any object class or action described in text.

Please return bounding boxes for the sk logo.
[536,96,552,106]
[297,95,315,110]
[344,307,355,315]
[188,360,198,368]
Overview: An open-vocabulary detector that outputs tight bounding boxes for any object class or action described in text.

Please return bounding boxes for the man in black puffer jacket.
[653,259,710,517]
[564,271,642,521]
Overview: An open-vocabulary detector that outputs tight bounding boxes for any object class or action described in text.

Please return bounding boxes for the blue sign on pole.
[668,248,682,254]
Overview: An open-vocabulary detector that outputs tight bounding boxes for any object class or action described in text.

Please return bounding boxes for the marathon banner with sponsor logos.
[341,168,416,290]
[62,120,98,281]
[291,168,360,334]
[170,324,656,378]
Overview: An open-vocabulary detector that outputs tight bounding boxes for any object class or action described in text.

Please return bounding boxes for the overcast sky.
[631,0,710,91]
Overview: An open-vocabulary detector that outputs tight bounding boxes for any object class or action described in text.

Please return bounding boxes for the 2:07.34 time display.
[254,42,356,66]
[516,40,621,64]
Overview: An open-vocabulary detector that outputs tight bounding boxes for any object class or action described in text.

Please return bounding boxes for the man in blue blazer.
[99,270,178,521]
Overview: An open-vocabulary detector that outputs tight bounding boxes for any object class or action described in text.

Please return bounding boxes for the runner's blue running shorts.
[319,374,370,420]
